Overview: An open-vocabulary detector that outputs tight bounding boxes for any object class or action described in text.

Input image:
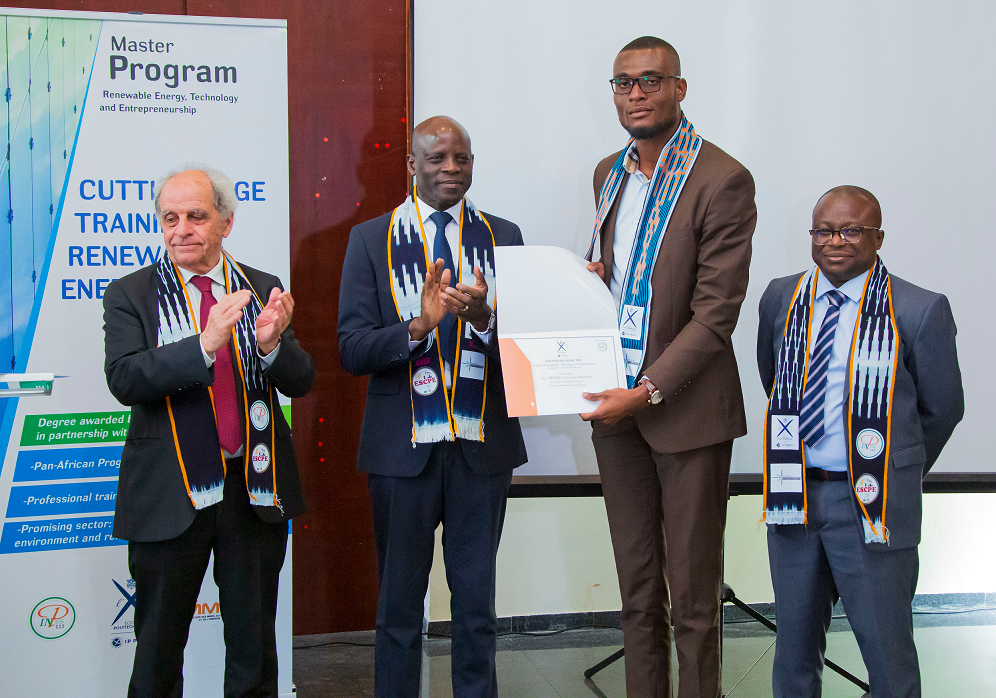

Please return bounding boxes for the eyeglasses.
[809,226,880,245]
[609,75,681,95]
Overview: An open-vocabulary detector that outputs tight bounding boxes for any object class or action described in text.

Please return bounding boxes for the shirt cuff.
[409,331,433,355]
[200,338,215,368]
[258,340,280,369]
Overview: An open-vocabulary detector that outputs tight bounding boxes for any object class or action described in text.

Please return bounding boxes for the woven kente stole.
[156,250,279,509]
[585,115,702,387]
[762,258,898,543]
[387,193,496,444]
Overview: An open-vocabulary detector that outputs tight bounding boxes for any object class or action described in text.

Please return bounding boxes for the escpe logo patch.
[856,429,885,459]
[250,400,270,431]
[30,597,76,639]
[412,367,439,396]
[854,473,880,504]
[251,444,271,474]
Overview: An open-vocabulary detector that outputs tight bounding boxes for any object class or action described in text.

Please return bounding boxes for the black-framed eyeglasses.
[809,226,880,245]
[609,75,680,95]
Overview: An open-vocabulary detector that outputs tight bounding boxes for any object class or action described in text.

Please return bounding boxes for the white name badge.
[458,350,486,381]
[771,415,799,451]
[620,305,644,340]
[770,463,803,493]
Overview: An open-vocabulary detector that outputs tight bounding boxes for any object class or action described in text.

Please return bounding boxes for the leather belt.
[805,468,848,482]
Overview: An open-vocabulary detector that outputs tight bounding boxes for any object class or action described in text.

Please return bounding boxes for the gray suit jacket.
[757,272,964,550]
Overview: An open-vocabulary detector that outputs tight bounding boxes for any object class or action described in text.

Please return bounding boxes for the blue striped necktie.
[429,210,457,361]
[800,289,847,447]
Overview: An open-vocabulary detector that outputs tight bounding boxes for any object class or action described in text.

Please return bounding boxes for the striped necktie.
[800,289,847,447]
[429,210,457,361]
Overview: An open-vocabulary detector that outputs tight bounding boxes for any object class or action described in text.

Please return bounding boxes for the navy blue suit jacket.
[337,208,527,477]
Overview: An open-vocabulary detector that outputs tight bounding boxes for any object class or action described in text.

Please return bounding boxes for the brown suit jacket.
[593,138,756,454]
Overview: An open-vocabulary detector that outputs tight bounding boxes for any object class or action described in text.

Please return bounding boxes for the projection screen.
[413,0,994,480]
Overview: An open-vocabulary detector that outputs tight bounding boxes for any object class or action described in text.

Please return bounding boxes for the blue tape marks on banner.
[5,481,118,518]
[0,515,122,553]
[14,446,123,482]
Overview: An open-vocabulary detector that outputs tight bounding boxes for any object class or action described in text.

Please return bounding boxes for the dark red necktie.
[191,275,244,454]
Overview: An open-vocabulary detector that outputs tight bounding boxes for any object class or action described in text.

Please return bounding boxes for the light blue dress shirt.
[804,269,870,472]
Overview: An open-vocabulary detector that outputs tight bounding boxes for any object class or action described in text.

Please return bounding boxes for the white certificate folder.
[493,246,626,416]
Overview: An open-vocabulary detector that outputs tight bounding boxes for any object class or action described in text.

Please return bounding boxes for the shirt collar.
[416,195,463,228]
[815,268,870,304]
[176,255,227,288]
[622,122,682,178]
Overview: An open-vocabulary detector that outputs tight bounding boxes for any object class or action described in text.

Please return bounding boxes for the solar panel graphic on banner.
[1,17,98,371]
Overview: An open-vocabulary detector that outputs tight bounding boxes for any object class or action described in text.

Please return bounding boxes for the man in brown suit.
[582,36,756,698]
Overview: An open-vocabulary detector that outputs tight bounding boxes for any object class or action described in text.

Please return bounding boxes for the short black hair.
[619,36,680,74]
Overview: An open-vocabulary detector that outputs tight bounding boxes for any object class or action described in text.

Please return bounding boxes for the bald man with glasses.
[758,185,963,697]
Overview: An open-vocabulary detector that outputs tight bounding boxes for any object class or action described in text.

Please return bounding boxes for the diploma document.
[494,246,626,416]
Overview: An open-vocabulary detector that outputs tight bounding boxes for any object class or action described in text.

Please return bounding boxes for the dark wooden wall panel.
[7,0,407,635]
[188,0,407,635]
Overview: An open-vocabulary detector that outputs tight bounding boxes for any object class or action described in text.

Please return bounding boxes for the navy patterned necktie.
[429,210,457,360]
[800,289,847,447]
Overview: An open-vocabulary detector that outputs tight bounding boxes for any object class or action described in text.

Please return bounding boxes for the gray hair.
[153,166,239,220]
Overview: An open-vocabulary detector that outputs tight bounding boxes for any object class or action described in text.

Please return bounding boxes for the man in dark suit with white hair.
[104,167,313,697]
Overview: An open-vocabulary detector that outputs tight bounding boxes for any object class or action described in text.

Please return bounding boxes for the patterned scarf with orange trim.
[585,115,702,387]
[762,258,897,544]
[155,250,279,510]
[387,194,496,444]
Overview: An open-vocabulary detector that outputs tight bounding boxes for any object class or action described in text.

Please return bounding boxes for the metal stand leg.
[583,646,624,679]
[581,585,871,695]
[721,584,870,693]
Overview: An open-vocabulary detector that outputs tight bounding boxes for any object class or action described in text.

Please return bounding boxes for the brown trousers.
[593,417,732,698]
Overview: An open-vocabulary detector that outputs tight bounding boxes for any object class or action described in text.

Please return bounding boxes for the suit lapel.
[599,172,628,289]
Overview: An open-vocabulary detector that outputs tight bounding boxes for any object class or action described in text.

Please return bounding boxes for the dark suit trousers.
[592,416,731,698]
[768,478,920,698]
[127,464,288,698]
[367,441,513,698]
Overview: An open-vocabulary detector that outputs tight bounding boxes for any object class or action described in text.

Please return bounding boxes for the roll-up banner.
[0,9,293,696]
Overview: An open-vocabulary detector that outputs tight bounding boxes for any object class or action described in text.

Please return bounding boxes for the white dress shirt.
[408,196,493,386]
[175,256,279,458]
[609,132,679,311]
[804,270,870,472]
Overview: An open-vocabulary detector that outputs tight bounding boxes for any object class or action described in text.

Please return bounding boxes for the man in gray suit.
[757,185,963,698]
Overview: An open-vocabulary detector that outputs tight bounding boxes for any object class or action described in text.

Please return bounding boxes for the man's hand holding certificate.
[494,246,632,417]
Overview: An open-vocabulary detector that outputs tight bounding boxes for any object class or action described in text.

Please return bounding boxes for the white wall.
[415,0,996,478]
[415,0,996,621]
[429,493,996,620]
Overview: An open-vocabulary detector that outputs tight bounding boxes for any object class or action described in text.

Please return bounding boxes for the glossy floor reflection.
[292,610,996,697]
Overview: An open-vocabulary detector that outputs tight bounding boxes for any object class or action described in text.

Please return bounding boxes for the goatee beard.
[625,123,669,140]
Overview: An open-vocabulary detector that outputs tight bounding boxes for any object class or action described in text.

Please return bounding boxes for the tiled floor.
[292,610,996,697]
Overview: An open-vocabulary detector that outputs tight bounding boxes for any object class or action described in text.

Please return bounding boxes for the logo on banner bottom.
[30,596,76,639]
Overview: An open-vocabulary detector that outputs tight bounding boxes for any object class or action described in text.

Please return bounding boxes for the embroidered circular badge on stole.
[856,428,885,459]
[250,400,270,431]
[412,367,439,396]
[251,443,272,473]
[854,474,880,504]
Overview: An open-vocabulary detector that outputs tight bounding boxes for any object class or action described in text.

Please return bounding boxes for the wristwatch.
[638,376,663,405]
